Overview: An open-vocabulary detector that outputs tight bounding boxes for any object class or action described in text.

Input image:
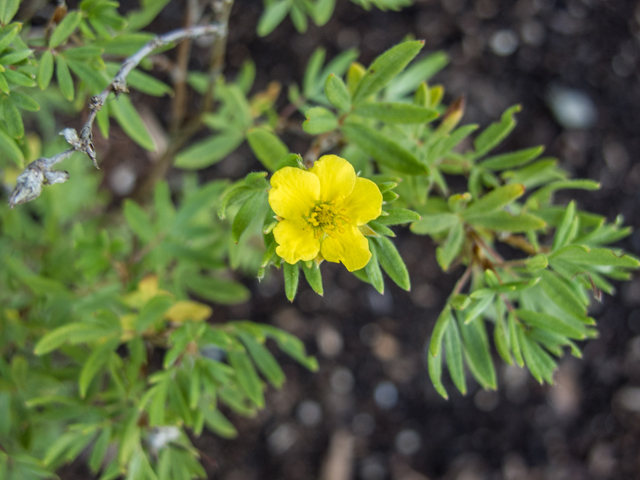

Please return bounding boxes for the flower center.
[307,202,351,238]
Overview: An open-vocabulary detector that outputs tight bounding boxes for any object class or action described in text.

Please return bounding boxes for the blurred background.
[53,0,640,478]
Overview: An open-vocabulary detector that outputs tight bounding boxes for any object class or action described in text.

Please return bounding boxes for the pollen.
[307,203,351,237]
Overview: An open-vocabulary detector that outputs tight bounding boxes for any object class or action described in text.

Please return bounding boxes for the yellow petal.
[341,177,382,226]
[274,218,321,264]
[310,155,356,203]
[165,301,212,323]
[320,224,371,272]
[269,167,320,219]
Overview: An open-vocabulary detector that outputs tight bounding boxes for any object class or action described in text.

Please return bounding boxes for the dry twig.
[8,22,226,209]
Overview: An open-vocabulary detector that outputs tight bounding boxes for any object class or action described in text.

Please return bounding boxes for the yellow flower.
[268,155,382,272]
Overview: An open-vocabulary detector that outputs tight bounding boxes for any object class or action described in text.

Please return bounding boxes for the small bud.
[414,82,429,107]
[112,78,129,97]
[429,85,445,108]
[346,62,366,95]
[437,95,466,135]
[8,162,44,209]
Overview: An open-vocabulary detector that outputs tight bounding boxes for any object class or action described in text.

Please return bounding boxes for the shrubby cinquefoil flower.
[269,155,382,271]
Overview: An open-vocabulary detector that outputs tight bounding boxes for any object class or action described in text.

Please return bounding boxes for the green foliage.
[0,2,637,479]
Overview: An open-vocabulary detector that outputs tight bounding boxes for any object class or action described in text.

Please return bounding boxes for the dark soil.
[57,0,640,479]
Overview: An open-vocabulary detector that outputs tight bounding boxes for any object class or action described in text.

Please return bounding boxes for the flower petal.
[269,167,320,219]
[320,224,371,272]
[274,218,321,264]
[310,155,356,203]
[341,177,383,225]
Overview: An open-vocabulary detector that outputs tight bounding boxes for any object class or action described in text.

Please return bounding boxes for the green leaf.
[385,51,449,100]
[325,73,351,111]
[372,236,410,290]
[0,0,19,25]
[120,67,172,97]
[1,95,23,138]
[410,212,458,235]
[539,269,588,318]
[526,179,601,208]
[352,40,424,105]
[290,4,308,33]
[473,105,521,158]
[342,122,428,174]
[0,73,9,94]
[232,191,266,242]
[0,127,23,166]
[126,0,172,31]
[9,91,40,111]
[303,47,325,97]
[0,49,33,67]
[552,201,577,251]
[368,220,395,237]
[56,56,74,100]
[34,323,106,355]
[508,312,524,367]
[494,304,512,365]
[353,102,439,123]
[302,106,338,134]
[89,426,112,474]
[218,186,255,220]
[136,296,173,333]
[185,274,250,305]
[123,199,155,243]
[462,183,525,219]
[518,330,555,384]
[313,0,335,24]
[465,211,546,232]
[526,254,548,272]
[262,325,318,371]
[0,26,20,57]
[302,261,324,295]
[480,146,544,170]
[436,222,464,271]
[67,58,108,92]
[365,238,384,294]
[551,245,640,268]
[79,339,118,398]
[228,350,264,407]
[283,261,299,302]
[444,320,466,394]
[110,95,156,151]
[515,309,586,340]
[427,346,448,399]
[429,304,452,357]
[175,131,244,170]
[63,46,104,60]
[377,208,421,225]
[50,11,83,48]
[238,332,285,389]
[257,0,291,36]
[463,293,495,324]
[504,159,566,189]
[459,316,497,390]
[203,408,238,439]
[37,50,54,90]
[96,101,109,138]
[246,127,288,171]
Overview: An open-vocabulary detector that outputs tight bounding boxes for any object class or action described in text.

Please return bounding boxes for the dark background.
[56,0,640,478]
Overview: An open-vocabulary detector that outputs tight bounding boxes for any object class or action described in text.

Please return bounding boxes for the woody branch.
[8,22,227,209]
